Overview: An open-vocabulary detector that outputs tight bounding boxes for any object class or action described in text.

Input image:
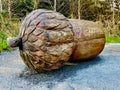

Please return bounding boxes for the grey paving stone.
[0,43,120,90]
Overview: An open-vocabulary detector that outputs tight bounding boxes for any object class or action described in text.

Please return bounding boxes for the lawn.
[106,36,120,43]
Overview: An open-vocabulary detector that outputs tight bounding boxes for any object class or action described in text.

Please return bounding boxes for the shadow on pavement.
[19,56,103,85]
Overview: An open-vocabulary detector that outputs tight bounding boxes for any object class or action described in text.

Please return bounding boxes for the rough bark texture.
[8,9,105,72]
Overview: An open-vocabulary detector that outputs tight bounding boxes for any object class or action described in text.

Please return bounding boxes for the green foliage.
[0,19,20,52]
[11,0,33,17]
[0,10,8,17]
[0,30,9,52]
[0,10,21,52]
[38,1,53,10]
[80,1,100,21]
[106,36,120,43]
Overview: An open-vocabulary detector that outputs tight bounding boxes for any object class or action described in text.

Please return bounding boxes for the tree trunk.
[78,0,80,19]
[8,0,11,21]
[69,0,74,18]
[0,0,2,11]
[112,0,115,28]
[34,0,38,10]
[54,0,56,11]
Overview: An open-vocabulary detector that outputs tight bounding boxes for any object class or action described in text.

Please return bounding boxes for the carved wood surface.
[8,9,105,72]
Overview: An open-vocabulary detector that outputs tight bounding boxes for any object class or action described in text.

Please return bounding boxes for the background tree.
[78,0,81,19]
[0,0,120,51]
[8,0,11,21]
[0,0,2,11]
[54,0,56,11]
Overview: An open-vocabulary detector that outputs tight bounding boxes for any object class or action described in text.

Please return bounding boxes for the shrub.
[0,30,9,52]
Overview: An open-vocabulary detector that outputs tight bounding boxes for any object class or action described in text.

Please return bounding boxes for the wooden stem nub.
[7,37,23,50]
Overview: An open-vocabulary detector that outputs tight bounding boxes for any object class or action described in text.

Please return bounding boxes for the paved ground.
[0,43,120,90]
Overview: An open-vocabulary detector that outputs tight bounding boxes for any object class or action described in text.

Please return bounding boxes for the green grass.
[0,17,21,52]
[0,40,9,52]
[106,36,120,43]
[0,30,9,52]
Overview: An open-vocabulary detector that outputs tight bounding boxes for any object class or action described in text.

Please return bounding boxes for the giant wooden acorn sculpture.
[7,9,105,73]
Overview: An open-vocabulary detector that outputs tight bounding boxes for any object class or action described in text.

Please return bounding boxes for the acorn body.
[69,19,105,61]
[7,9,105,72]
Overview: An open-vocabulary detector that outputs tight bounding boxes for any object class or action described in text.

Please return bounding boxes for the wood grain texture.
[8,9,105,72]
[69,19,105,61]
